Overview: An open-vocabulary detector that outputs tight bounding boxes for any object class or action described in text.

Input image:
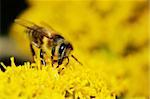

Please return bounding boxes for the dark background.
[0,0,28,36]
[0,0,28,71]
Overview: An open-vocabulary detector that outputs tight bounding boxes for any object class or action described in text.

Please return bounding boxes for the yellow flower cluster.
[0,55,115,99]
[1,0,148,98]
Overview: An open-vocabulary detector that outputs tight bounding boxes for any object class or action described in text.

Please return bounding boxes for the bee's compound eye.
[59,43,66,55]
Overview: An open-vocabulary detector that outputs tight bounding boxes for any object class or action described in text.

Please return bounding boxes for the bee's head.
[57,42,73,65]
[66,43,73,51]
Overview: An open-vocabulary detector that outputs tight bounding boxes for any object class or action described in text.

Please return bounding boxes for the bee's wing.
[40,21,60,35]
[40,22,55,31]
[14,19,53,39]
[14,19,40,29]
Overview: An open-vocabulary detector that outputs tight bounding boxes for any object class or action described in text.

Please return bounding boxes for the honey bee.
[14,19,82,68]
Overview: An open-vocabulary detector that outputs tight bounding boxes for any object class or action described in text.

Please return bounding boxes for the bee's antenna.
[71,55,83,65]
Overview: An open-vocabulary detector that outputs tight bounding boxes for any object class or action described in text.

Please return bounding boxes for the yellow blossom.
[1,0,149,98]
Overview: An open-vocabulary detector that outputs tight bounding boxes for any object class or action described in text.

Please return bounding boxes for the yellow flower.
[4,0,149,98]
[0,55,115,98]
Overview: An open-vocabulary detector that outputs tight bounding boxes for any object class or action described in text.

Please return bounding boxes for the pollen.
[0,55,115,99]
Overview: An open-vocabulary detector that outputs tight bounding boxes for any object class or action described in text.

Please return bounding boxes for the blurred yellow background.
[8,0,149,98]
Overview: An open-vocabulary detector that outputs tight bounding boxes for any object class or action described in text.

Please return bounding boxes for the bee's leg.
[51,56,54,67]
[57,59,62,68]
[51,46,56,67]
[30,44,35,62]
[58,68,64,74]
[65,57,69,66]
[56,64,60,68]
[40,49,46,65]
[58,57,69,74]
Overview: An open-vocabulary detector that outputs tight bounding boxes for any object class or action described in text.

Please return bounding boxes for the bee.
[14,19,82,68]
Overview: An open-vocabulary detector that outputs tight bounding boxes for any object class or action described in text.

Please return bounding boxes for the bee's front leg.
[57,58,63,68]
[58,57,69,74]
[65,57,69,66]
